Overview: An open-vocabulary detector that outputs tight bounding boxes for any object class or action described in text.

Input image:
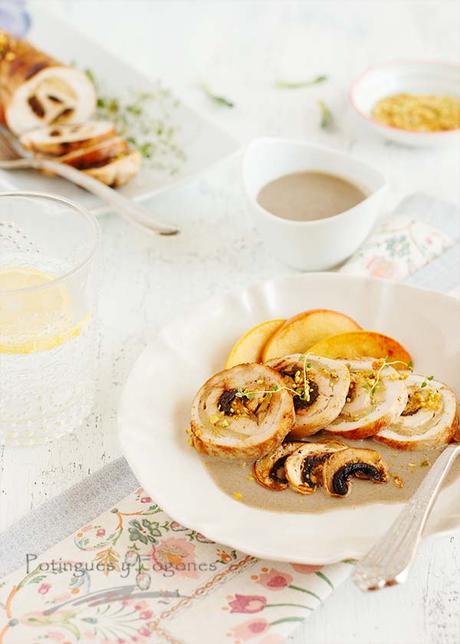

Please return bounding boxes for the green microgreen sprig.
[236,354,312,403]
[366,358,413,400]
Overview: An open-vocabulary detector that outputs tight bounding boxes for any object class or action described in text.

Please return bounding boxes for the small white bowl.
[350,60,460,147]
[242,137,387,271]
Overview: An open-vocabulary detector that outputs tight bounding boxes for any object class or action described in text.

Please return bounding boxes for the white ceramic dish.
[119,273,460,564]
[0,10,239,215]
[242,138,387,271]
[350,60,460,147]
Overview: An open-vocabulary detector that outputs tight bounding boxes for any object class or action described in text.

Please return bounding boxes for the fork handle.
[352,444,459,592]
[30,157,178,236]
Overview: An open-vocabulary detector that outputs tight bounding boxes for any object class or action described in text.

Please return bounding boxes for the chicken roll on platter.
[0,32,142,188]
[0,31,95,134]
[20,120,116,155]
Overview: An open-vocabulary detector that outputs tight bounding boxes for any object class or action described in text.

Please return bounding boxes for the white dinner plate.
[0,10,239,214]
[119,273,460,564]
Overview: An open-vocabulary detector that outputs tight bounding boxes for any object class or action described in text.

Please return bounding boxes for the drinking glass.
[0,192,100,445]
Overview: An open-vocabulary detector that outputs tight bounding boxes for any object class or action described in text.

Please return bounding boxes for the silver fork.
[0,128,178,236]
[353,442,460,591]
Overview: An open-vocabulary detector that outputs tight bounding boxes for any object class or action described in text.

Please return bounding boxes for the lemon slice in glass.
[0,267,83,354]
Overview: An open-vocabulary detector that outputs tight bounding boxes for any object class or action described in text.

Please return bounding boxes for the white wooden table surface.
[2,1,460,643]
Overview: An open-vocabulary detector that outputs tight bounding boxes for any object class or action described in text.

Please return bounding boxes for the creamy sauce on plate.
[203,438,460,513]
[256,171,366,221]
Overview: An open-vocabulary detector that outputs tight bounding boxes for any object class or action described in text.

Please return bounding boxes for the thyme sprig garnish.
[319,100,332,129]
[366,358,413,400]
[275,75,327,89]
[200,84,235,108]
[420,375,434,388]
[236,354,313,403]
[83,67,186,173]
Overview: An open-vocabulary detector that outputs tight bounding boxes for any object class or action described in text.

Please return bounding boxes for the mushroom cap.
[374,373,459,450]
[324,359,408,439]
[253,441,305,490]
[284,440,347,495]
[266,354,350,438]
[190,363,295,460]
[20,120,116,155]
[323,446,389,497]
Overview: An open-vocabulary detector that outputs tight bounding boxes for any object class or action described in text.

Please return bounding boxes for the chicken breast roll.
[20,120,115,155]
[374,373,458,450]
[324,359,408,439]
[190,363,295,460]
[0,31,96,134]
[266,354,350,438]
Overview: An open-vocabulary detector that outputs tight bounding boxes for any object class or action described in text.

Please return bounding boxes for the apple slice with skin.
[225,319,285,368]
[309,331,412,368]
[262,309,361,362]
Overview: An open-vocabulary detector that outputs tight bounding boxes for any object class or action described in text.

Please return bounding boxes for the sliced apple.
[225,319,285,368]
[261,309,361,362]
[309,331,412,368]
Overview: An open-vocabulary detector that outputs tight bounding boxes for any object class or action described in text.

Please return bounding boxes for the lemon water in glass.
[0,192,100,445]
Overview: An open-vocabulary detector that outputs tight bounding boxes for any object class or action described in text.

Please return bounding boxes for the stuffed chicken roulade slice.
[0,31,96,135]
[266,354,350,438]
[20,120,116,156]
[284,439,347,495]
[324,359,408,439]
[56,136,130,170]
[84,150,141,187]
[374,373,458,450]
[190,363,295,460]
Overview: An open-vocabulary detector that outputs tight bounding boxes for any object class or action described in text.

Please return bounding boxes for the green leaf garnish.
[275,75,327,89]
[201,84,234,108]
[319,100,332,129]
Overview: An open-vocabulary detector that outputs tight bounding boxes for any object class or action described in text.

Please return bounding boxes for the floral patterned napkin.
[340,193,458,280]
[0,194,458,643]
[0,487,351,644]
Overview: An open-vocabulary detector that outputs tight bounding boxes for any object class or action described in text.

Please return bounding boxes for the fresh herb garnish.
[275,75,327,89]
[236,354,313,403]
[319,100,332,129]
[83,68,186,173]
[201,84,234,108]
[368,359,413,400]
